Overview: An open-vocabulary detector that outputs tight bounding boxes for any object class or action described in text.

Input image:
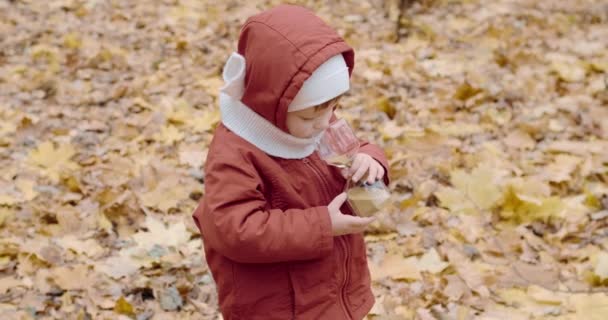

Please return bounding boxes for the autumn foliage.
[1,0,607,319]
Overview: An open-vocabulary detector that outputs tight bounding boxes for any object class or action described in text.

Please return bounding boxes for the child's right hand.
[328,193,376,236]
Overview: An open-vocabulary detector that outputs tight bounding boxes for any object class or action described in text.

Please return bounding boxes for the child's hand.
[341,153,385,184]
[328,193,375,236]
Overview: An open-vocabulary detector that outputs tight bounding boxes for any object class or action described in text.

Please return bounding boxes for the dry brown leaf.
[1,0,607,318]
[51,264,91,291]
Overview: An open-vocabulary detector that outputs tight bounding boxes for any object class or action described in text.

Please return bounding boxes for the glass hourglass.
[316,119,360,168]
[316,119,391,217]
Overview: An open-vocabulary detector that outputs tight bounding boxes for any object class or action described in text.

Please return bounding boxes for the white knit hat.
[288,54,350,112]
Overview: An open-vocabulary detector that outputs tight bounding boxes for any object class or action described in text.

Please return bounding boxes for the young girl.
[192,5,389,319]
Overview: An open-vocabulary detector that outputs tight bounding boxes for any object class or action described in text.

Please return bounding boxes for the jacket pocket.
[288,256,338,317]
[231,263,293,319]
[292,259,335,292]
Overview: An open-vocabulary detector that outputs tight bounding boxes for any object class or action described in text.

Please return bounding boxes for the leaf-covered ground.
[1,0,607,319]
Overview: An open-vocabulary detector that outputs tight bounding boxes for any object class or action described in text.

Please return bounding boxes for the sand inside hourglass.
[325,154,353,168]
[347,184,391,217]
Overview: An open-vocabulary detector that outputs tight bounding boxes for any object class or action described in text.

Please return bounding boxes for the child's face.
[286,97,340,139]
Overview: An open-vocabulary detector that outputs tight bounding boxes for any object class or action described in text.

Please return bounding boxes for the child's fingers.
[329,192,348,209]
[366,165,378,184]
[377,164,384,180]
[345,215,376,232]
[351,162,369,182]
[349,154,363,175]
[340,168,350,178]
[376,163,384,180]
[358,216,376,225]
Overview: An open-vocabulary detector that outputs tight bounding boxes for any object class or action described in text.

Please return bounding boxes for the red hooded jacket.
[192,5,390,319]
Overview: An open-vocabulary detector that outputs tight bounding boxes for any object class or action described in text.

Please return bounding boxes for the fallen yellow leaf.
[417,248,449,274]
[132,215,190,251]
[436,164,503,215]
[552,61,586,82]
[156,125,184,145]
[188,109,221,133]
[51,264,91,291]
[28,141,78,182]
[593,251,608,282]
[567,292,608,320]
[114,296,135,317]
[15,179,37,201]
[369,252,421,281]
[0,208,13,227]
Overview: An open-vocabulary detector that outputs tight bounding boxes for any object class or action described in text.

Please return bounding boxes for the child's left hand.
[341,153,385,184]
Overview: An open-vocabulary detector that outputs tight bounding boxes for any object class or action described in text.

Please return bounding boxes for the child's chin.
[293,133,314,139]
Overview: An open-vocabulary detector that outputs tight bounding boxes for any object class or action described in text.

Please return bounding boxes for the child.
[192,5,390,320]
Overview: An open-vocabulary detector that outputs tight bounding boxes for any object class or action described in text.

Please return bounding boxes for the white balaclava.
[288,54,350,112]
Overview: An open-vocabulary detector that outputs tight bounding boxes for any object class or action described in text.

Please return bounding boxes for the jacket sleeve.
[193,151,334,264]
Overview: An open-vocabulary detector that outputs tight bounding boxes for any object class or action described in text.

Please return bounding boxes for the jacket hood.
[236,5,355,133]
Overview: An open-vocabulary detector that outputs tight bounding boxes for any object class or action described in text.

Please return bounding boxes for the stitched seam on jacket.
[266,174,283,209]
[241,21,308,56]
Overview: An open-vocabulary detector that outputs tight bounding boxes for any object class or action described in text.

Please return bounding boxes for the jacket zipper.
[339,237,353,319]
[290,274,296,320]
[303,157,353,320]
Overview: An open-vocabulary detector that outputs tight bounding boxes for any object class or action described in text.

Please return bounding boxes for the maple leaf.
[164,97,193,124]
[179,149,205,168]
[138,183,187,212]
[15,179,37,201]
[132,215,190,251]
[417,248,449,274]
[114,296,136,317]
[95,255,140,279]
[568,292,608,320]
[500,179,566,223]
[551,61,586,82]
[155,124,184,145]
[0,192,19,206]
[0,276,22,295]
[435,164,503,215]
[51,264,91,291]
[0,120,16,137]
[0,208,14,227]
[541,154,582,183]
[2,1,607,318]
[28,141,79,183]
[55,235,104,258]
[587,251,608,286]
[370,248,449,281]
[429,122,485,137]
[187,109,221,133]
